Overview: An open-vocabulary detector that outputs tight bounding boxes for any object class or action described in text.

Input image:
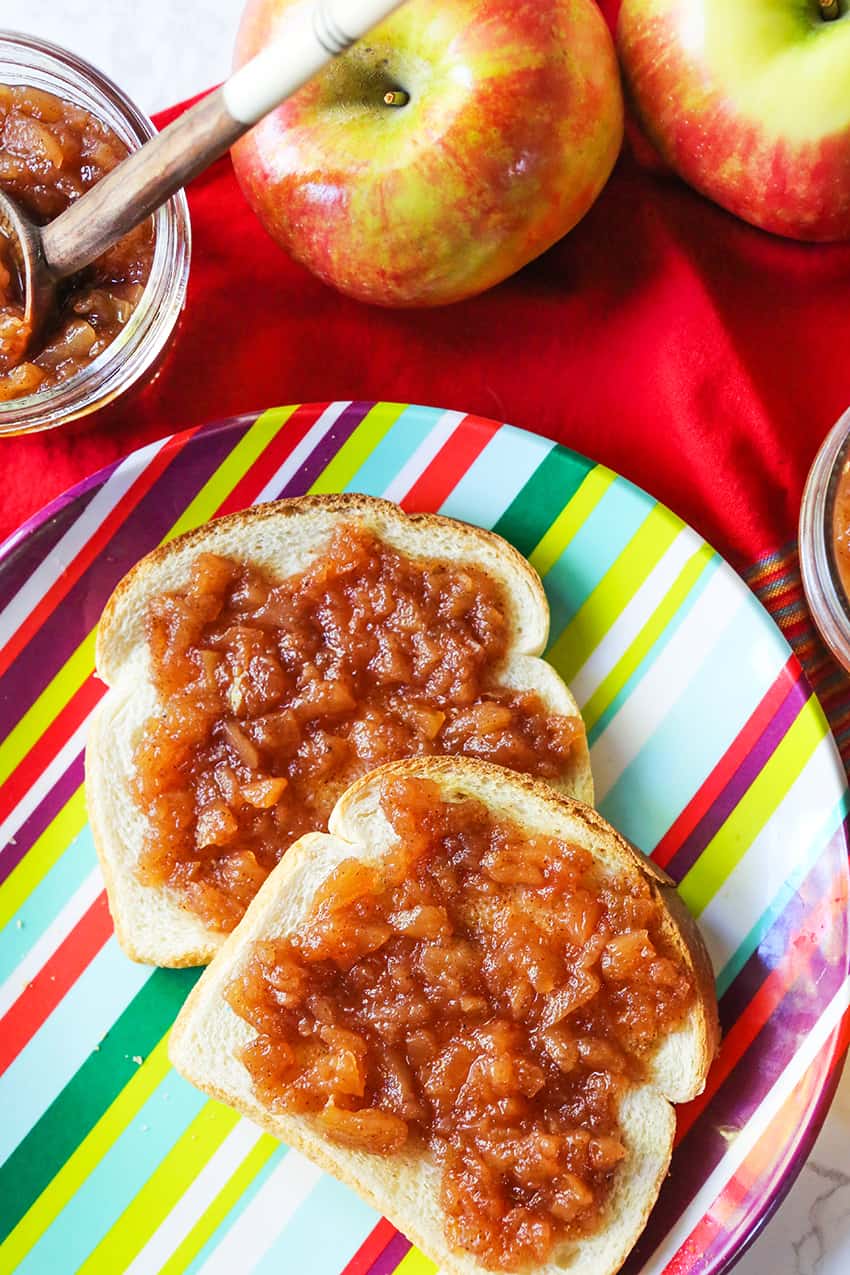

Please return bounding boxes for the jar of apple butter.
[799,406,850,672]
[0,32,190,435]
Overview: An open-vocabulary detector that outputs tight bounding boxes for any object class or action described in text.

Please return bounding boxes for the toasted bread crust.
[169,757,719,1275]
[95,493,550,682]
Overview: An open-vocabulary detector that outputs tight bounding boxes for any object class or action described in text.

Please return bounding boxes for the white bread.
[169,756,719,1275]
[86,495,593,968]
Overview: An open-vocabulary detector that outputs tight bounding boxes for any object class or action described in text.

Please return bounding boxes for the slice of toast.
[169,756,719,1275]
[86,494,593,968]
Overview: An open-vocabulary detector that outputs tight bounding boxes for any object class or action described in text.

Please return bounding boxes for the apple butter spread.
[225,774,696,1272]
[133,525,582,932]
[0,84,153,400]
[833,458,850,602]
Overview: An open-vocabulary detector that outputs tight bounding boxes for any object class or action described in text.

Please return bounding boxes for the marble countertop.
[2,2,849,1271]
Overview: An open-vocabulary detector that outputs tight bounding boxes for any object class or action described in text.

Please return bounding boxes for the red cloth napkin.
[2,2,850,584]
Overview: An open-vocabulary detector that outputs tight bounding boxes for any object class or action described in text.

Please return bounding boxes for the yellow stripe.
[163,406,298,542]
[395,1249,438,1275]
[0,786,87,929]
[157,1135,279,1275]
[308,402,408,495]
[547,504,683,686]
[581,544,715,733]
[528,465,616,578]
[77,1102,241,1275]
[0,1038,171,1271]
[680,698,828,915]
[0,406,297,792]
[0,632,95,788]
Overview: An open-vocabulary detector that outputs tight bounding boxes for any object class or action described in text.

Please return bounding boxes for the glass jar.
[0,31,191,436]
[799,406,850,673]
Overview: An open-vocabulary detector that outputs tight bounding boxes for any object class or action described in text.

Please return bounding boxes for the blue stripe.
[253,1174,378,1275]
[184,1147,288,1275]
[716,791,850,997]
[17,1070,206,1275]
[586,553,721,745]
[343,404,443,496]
[0,826,97,983]
[439,424,554,529]
[544,479,659,641]
[596,589,787,852]
[0,938,151,1162]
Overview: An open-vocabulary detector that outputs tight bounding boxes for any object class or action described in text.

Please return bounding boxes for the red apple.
[618,0,850,241]
[232,0,623,307]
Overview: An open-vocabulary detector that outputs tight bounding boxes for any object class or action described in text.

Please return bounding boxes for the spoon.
[0,0,407,352]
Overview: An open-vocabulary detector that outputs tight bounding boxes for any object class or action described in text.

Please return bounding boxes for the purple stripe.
[718,818,848,1031]
[278,401,372,497]
[366,1230,412,1275]
[0,476,109,612]
[623,957,847,1274]
[0,416,255,740]
[664,672,809,883]
[0,751,84,886]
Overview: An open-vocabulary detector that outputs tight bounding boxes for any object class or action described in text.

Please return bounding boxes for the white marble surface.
[1,2,849,1272]
[0,0,240,115]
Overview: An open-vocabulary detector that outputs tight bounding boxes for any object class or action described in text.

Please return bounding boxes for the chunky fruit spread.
[0,83,153,400]
[226,773,696,1271]
[833,459,850,601]
[134,524,582,931]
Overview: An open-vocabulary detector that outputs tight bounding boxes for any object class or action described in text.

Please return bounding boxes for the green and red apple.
[618,0,850,241]
[232,0,624,307]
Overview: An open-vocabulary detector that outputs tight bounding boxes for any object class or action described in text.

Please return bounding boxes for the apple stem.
[383,90,410,107]
[819,0,840,18]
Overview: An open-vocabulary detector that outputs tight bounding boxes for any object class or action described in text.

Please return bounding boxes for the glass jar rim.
[0,29,191,435]
[799,405,850,673]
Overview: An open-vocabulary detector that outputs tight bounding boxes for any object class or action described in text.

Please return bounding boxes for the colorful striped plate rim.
[0,401,847,1275]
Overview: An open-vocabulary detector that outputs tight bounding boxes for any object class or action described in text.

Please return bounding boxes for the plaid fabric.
[746,544,850,773]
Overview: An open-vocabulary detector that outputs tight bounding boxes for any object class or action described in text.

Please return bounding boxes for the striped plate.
[0,402,848,1275]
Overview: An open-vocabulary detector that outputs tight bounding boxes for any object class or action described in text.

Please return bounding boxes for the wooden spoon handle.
[41,89,240,280]
[40,0,408,281]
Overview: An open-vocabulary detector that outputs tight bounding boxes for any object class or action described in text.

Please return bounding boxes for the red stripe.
[0,890,112,1076]
[0,674,104,820]
[0,430,197,681]
[0,408,319,831]
[216,402,328,516]
[664,1009,850,1275]
[652,656,799,870]
[400,416,498,513]
[674,876,842,1144]
[340,1219,399,1275]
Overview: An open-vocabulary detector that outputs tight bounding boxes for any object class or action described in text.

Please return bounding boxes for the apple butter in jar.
[832,458,850,602]
[0,32,189,435]
[0,83,154,401]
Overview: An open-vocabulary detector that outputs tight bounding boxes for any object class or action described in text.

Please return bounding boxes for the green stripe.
[0,969,198,1245]
[528,467,616,579]
[680,698,828,915]
[0,1039,172,1271]
[491,445,593,556]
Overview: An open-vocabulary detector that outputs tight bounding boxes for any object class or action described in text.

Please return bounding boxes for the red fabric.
[2,0,850,571]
